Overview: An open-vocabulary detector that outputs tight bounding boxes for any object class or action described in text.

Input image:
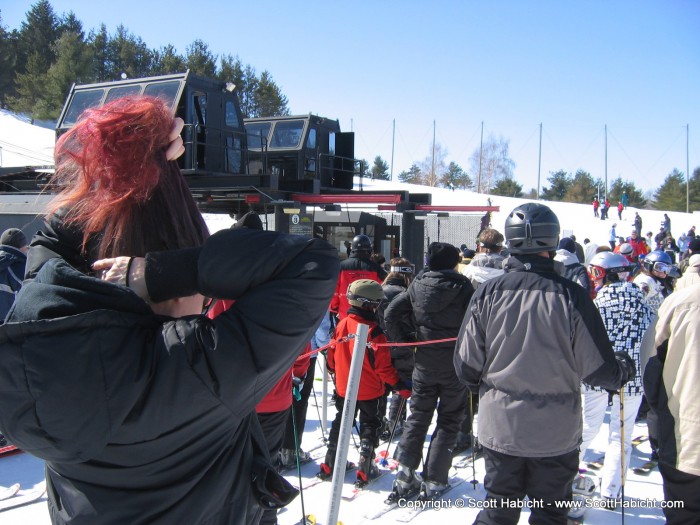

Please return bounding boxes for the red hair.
[51,95,208,259]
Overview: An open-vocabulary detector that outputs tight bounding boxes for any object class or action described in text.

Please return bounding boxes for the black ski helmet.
[351,234,372,253]
[504,203,560,255]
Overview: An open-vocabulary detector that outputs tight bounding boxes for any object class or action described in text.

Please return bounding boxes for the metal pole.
[320,355,328,435]
[432,120,436,185]
[391,119,395,182]
[325,323,369,525]
[537,123,542,199]
[687,124,690,214]
[605,124,608,202]
[620,389,626,525]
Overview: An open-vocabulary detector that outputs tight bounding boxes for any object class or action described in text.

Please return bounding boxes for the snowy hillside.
[354,178,698,250]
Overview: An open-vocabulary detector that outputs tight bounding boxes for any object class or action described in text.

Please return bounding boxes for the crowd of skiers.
[310,203,699,525]
[0,94,696,525]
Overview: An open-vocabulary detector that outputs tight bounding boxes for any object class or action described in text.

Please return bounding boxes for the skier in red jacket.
[319,279,409,487]
[330,235,387,320]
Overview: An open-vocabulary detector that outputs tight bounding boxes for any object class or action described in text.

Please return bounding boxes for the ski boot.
[356,439,379,488]
[316,462,333,481]
[418,480,450,501]
[316,460,355,480]
[572,474,596,496]
[279,447,311,469]
[385,465,421,503]
[568,474,596,521]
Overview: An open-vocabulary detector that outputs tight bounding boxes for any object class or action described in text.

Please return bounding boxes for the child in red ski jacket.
[319,279,409,487]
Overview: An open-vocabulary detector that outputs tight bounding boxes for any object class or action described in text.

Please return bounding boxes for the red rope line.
[294,335,457,361]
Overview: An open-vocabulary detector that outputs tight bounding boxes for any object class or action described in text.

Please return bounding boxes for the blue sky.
[3,0,699,194]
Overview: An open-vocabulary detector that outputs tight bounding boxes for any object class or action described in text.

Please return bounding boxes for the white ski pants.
[579,389,643,499]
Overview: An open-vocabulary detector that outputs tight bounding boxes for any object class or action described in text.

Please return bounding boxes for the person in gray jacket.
[454,203,635,525]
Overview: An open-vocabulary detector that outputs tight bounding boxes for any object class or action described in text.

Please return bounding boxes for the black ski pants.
[473,446,579,525]
[397,369,467,484]
[325,394,386,466]
[659,462,700,525]
[282,357,317,450]
[257,409,291,525]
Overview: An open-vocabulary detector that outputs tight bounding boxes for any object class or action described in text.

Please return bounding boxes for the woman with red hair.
[0,96,339,525]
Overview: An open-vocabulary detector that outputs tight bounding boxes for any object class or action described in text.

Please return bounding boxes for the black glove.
[614,351,636,387]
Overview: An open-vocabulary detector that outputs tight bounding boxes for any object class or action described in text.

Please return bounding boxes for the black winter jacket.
[384,269,474,375]
[0,220,339,525]
[378,279,414,381]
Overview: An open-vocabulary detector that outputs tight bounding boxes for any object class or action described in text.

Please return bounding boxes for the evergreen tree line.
[360,135,700,212]
[0,1,290,121]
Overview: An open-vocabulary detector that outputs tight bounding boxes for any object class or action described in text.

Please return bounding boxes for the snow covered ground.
[0,184,685,523]
[0,382,667,524]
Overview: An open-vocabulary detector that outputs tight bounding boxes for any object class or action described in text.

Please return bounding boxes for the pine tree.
[540,170,571,201]
[0,15,17,107]
[607,177,646,209]
[37,31,92,120]
[371,156,390,180]
[10,52,47,115]
[689,167,700,212]
[653,169,686,211]
[87,24,109,81]
[151,44,185,75]
[439,162,472,190]
[185,39,217,78]
[17,0,60,75]
[398,164,423,184]
[218,55,257,118]
[491,177,523,197]
[564,169,597,203]
[107,25,152,80]
[253,70,289,117]
[58,11,83,39]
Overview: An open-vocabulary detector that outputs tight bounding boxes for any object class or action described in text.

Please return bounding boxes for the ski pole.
[351,421,361,451]
[291,392,310,525]
[469,391,478,489]
[379,396,406,467]
[619,388,625,525]
[311,381,328,444]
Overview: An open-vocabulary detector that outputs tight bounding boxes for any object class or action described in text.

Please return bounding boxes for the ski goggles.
[589,265,630,282]
[390,265,415,274]
[347,295,382,307]
[651,261,672,274]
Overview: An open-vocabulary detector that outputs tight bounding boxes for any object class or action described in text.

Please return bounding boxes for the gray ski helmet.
[504,203,560,254]
[351,234,372,252]
[588,251,631,284]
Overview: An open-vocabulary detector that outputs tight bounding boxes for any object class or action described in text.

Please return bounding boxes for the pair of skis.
[0,481,47,512]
